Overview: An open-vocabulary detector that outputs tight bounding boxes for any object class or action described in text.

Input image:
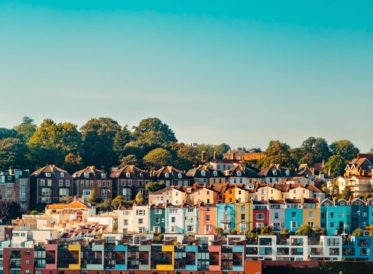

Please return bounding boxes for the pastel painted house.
[284,199,303,232]
[216,203,235,233]
[321,199,352,236]
[190,187,218,205]
[252,200,269,230]
[165,206,185,234]
[183,206,198,234]
[302,198,321,229]
[198,205,217,234]
[150,205,165,233]
[235,203,252,233]
[268,200,285,233]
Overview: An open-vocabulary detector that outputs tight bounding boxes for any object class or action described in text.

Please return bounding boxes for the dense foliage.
[0,116,366,177]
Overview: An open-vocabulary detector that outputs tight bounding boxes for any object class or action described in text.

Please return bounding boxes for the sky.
[0,0,373,151]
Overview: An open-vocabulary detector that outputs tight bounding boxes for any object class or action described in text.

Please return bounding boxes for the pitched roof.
[31,165,72,178]
[152,166,188,179]
[110,165,150,179]
[73,166,106,179]
[47,200,89,210]
[186,165,225,178]
[225,165,260,178]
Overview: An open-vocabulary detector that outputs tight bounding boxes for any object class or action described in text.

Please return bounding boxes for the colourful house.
[224,185,250,203]
[285,199,303,232]
[235,202,252,233]
[198,204,217,234]
[302,198,320,229]
[252,200,269,230]
[150,205,165,233]
[217,203,235,233]
[268,200,285,233]
[321,199,352,236]
[351,198,369,232]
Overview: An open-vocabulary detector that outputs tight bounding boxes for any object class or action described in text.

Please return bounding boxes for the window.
[213,171,218,176]
[171,217,176,223]
[291,221,297,228]
[138,218,143,224]
[165,173,169,178]
[330,222,334,228]
[201,170,206,176]
[256,213,265,220]
[45,172,51,178]
[178,173,182,179]
[136,210,145,215]
[308,221,314,227]
[330,212,334,218]
[155,218,160,224]
[206,215,210,221]
[291,212,296,218]
[274,212,279,219]
[308,211,314,218]
[84,172,90,179]
[126,172,131,178]
[60,172,65,178]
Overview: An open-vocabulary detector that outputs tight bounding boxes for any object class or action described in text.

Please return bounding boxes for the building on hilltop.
[0,169,30,211]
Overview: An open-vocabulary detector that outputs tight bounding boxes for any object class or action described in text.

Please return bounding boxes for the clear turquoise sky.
[1,1,372,151]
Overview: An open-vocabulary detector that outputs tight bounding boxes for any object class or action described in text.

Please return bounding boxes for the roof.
[152,166,188,179]
[225,165,260,178]
[31,165,71,178]
[186,165,225,178]
[110,165,150,179]
[258,164,295,177]
[73,166,107,179]
[149,186,185,195]
[46,200,89,210]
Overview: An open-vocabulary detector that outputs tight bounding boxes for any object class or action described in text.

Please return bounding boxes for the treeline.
[0,117,230,173]
[0,116,370,177]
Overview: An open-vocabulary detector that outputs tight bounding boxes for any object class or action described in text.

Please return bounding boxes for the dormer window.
[165,173,169,178]
[126,172,131,178]
[60,172,65,178]
[102,173,106,179]
[139,173,143,178]
[201,170,206,177]
[213,171,218,177]
[45,173,51,178]
[84,172,90,179]
[237,171,242,177]
[178,173,182,179]
[273,170,277,176]
[285,170,290,176]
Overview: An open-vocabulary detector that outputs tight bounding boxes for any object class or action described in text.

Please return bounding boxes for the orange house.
[198,205,217,234]
[224,185,250,203]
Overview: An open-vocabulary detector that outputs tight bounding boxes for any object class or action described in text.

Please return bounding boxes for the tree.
[28,119,82,168]
[146,181,166,192]
[81,117,121,169]
[0,128,18,140]
[296,224,313,236]
[259,226,273,235]
[174,143,199,170]
[133,118,177,149]
[119,154,139,167]
[63,153,83,174]
[341,186,353,201]
[324,155,346,177]
[0,138,28,169]
[352,228,363,236]
[214,143,231,159]
[259,140,294,168]
[14,116,36,142]
[299,137,330,165]
[135,191,145,205]
[280,228,290,238]
[143,148,173,169]
[330,140,359,161]
[0,201,22,222]
[111,195,125,209]
[87,190,97,204]
[113,126,133,159]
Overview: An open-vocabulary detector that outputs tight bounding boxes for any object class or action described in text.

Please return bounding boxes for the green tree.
[135,191,145,205]
[143,148,173,168]
[111,195,125,209]
[146,181,166,192]
[133,118,177,149]
[80,117,121,169]
[113,126,133,159]
[0,128,18,140]
[324,155,346,177]
[259,140,294,168]
[63,153,83,173]
[119,154,139,167]
[300,137,330,165]
[174,143,199,170]
[0,201,22,222]
[330,140,359,161]
[352,228,363,236]
[87,190,97,204]
[341,186,353,201]
[259,226,273,235]
[14,116,36,142]
[214,143,231,159]
[296,224,313,236]
[0,138,28,169]
[28,119,82,167]
[280,228,290,238]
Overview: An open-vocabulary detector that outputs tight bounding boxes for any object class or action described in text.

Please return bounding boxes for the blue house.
[321,199,352,236]
[216,203,235,233]
[284,199,303,232]
[343,236,373,260]
[351,198,369,232]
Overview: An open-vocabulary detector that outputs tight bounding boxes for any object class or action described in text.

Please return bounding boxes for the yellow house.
[235,202,252,233]
[256,185,283,201]
[302,198,320,228]
[68,244,81,270]
[156,245,174,271]
[224,185,250,203]
[190,187,218,205]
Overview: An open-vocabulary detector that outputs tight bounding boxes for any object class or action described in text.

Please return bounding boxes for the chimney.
[201,151,207,163]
